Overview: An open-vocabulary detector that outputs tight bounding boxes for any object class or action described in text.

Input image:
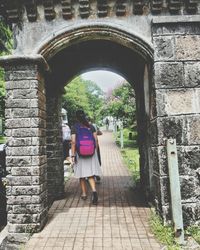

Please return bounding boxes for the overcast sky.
[82,70,125,93]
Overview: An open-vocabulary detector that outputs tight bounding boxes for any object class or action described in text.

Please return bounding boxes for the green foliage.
[0,136,5,144]
[62,76,104,125]
[115,128,137,147]
[115,128,139,184]
[0,20,12,132]
[0,21,13,54]
[186,225,200,244]
[102,82,136,127]
[121,147,140,184]
[149,211,181,250]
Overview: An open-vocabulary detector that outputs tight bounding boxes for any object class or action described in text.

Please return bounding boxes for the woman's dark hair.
[76,109,90,127]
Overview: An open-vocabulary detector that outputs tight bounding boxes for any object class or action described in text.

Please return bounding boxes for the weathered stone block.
[180,176,199,201]
[10,204,41,214]
[177,146,200,175]
[6,99,32,108]
[6,80,38,90]
[32,137,46,146]
[6,156,32,167]
[6,118,31,128]
[6,233,30,243]
[11,167,32,176]
[5,108,41,118]
[154,62,184,88]
[31,156,47,166]
[32,191,47,204]
[184,62,200,87]
[157,117,186,145]
[162,24,186,35]
[32,175,47,185]
[13,204,45,214]
[7,176,32,186]
[5,70,39,81]
[184,22,200,35]
[7,195,32,205]
[30,99,46,110]
[7,214,40,224]
[6,146,32,156]
[186,115,200,144]
[7,138,32,147]
[31,118,46,128]
[27,205,45,214]
[175,35,200,60]
[11,185,43,195]
[11,128,40,137]
[31,166,47,176]
[156,89,199,116]
[8,223,39,233]
[12,89,38,99]
[5,64,38,71]
[154,37,175,61]
[182,203,200,226]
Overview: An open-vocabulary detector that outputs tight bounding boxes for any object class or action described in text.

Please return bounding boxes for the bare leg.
[88,176,96,192]
[80,178,87,196]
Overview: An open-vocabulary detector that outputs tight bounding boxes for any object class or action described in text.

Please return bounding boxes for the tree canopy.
[0,21,12,54]
[62,76,104,126]
[0,20,12,121]
[101,81,136,128]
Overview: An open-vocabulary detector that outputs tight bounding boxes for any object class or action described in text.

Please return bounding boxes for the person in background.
[70,110,102,205]
[62,121,71,164]
[105,117,109,130]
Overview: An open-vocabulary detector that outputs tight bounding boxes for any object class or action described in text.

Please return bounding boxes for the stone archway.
[41,27,154,207]
[0,24,154,245]
[0,8,200,246]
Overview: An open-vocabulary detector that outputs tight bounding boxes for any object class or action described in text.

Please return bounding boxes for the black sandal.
[81,194,87,200]
[92,191,98,205]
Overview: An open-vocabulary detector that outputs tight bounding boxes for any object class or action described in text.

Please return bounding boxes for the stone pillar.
[0,55,49,246]
[151,18,200,225]
[46,86,64,205]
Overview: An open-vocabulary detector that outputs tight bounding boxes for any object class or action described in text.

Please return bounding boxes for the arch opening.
[44,36,154,204]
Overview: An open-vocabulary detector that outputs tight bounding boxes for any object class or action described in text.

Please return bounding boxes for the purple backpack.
[75,124,95,157]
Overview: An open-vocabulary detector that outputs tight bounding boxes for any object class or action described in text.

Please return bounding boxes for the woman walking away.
[70,110,102,205]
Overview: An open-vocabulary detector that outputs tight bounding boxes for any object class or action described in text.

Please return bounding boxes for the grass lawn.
[115,127,140,184]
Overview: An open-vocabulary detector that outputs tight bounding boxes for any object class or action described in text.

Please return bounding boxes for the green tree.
[62,76,104,125]
[83,80,104,123]
[0,20,12,133]
[0,21,12,54]
[103,82,136,127]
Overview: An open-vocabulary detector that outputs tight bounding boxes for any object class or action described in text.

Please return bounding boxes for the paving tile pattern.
[25,131,162,250]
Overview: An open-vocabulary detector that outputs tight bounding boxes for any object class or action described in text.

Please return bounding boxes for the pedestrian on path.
[62,120,71,164]
[70,110,102,205]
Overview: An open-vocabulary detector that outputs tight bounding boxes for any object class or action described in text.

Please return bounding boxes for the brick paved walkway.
[25,131,162,250]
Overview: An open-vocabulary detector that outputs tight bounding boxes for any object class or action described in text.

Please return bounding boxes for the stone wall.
[0,56,49,246]
[151,20,200,225]
[46,89,64,205]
